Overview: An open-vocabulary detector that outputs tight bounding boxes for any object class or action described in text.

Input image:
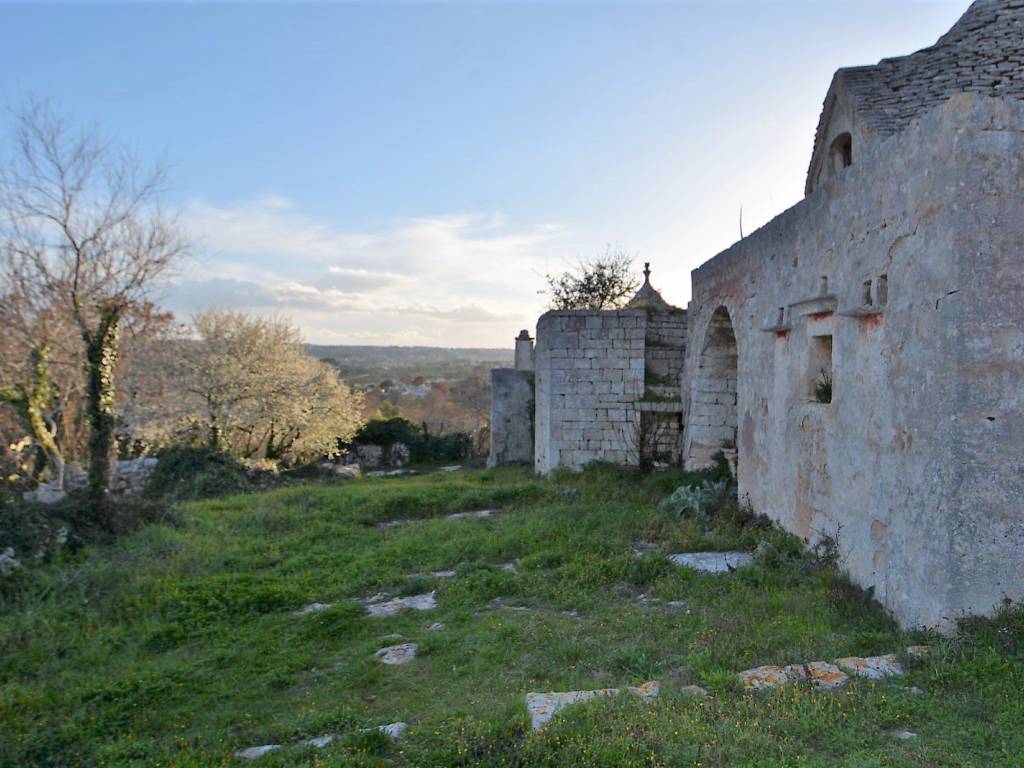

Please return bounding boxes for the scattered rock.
[431,569,457,578]
[378,633,405,642]
[447,509,495,521]
[364,592,437,617]
[894,685,924,695]
[560,610,580,618]
[292,602,333,616]
[491,597,530,611]
[497,562,517,573]
[631,540,659,557]
[678,685,709,697]
[738,665,790,691]
[558,487,579,499]
[440,465,462,472]
[376,643,418,665]
[905,645,930,658]
[835,654,903,679]
[668,551,754,573]
[234,744,281,760]
[301,734,335,748]
[375,519,412,529]
[427,622,446,631]
[377,721,408,740]
[665,600,688,610]
[0,547,22,575]
[302,722,408,748]
[525,681,660,730]
[892,730,917,740]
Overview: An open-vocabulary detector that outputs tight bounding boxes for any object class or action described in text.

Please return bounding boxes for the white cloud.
[171,197,568,346]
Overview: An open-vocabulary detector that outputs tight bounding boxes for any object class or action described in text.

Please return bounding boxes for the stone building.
[490,0,1023,630]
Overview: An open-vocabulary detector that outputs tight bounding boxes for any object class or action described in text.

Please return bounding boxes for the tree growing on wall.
[542,244,641,311]
[0,103,188,519]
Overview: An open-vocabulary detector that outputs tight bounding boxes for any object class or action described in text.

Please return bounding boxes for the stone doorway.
[686,306,738,469]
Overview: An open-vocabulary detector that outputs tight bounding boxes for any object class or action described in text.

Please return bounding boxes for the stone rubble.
[376,643,417,665]
[427,622,446,631]
[668,551,754,573]
[525,681,660,731]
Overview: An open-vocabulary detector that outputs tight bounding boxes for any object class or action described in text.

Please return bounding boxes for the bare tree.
[542,244,640,311]
[0,103,187,518]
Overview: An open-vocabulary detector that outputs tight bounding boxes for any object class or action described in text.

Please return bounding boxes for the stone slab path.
[739,649,922,690]
[236,722,408,760]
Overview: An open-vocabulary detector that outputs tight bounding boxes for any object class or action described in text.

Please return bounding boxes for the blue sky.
[0,1,967,346]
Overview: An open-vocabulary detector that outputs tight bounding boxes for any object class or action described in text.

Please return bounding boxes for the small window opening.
[807,335,833,404]
[876,274,888,306]
[831,132,853,170]
[777,307,786,325]
[862,280,873,306]
[819,275,829,295]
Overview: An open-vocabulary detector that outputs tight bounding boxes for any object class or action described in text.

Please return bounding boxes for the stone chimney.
[514,329,534,371]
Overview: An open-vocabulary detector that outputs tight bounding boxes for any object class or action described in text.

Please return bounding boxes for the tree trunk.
[1,343,65,489]
[84,303,123,521]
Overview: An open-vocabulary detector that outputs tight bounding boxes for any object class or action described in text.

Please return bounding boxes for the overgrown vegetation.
[2,464,1020,766]
[814,369,833,404]
[542,244,640,311]
[354,417,472,463]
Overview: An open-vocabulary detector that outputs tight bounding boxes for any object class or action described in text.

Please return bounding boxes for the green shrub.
[144,446,251,501]
[658,478,735,521]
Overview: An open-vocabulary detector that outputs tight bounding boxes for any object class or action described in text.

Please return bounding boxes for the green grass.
[1,465,1022,767]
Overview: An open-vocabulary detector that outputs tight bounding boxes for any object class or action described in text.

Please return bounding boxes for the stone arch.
[686,305,738,469]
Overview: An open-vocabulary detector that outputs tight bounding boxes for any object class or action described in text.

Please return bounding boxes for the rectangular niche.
[806,334,833,404]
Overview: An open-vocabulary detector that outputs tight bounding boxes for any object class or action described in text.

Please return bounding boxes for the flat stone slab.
[366,469,417,478]
[431,569,457,578]
[447,509,495,521]
[440,465,462,472]
[427,622,446,631]
[668,551,753,573]
[376,643,417,665]
[235,744,281,759]
[364,592,437,617]
[739,661,848,690]
[835,654,903,679]
[292,602,333,616]
[525,681,660,731]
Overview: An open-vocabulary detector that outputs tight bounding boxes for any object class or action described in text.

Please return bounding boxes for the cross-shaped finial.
[643,262,651,282]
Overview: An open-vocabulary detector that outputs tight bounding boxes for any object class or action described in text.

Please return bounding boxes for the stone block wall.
[683,94,1024,630]
[534,310,646,473]
[488,369,535,467]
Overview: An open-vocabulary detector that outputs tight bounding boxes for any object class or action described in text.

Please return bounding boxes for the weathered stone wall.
[534,310,646,473]
[683,94,1024,630]
[488,369,535,467]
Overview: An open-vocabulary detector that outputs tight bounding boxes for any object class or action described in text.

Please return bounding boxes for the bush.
[658,478,736,522]
[144,446,252,501]
[352,417,471,463]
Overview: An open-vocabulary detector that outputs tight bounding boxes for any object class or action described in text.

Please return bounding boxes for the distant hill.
[306,345,513,386]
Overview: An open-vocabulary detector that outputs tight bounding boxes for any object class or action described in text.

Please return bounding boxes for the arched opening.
[686,306,738,469]
[831,132,853,171]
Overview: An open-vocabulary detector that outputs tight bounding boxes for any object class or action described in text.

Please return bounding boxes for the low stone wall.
[488,369,535,467]
[24,458,159,504]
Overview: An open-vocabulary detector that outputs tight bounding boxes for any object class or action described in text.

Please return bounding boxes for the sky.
[0,0,969,348]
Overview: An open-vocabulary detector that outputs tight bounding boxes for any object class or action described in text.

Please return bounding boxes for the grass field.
[1,464,1022,767]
